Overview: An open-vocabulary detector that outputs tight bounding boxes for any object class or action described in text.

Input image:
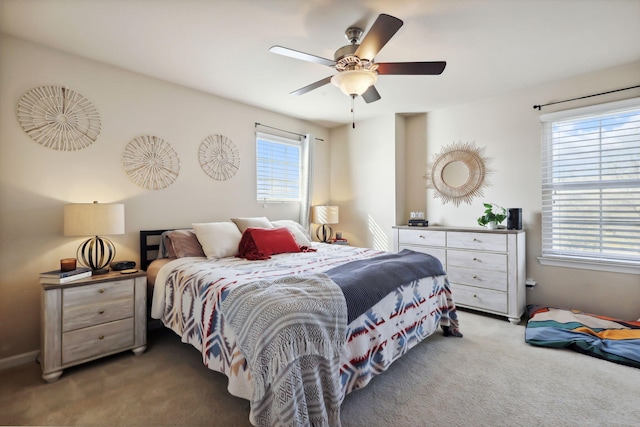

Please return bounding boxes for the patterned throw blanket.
[220,273,347,427]
[326,249,446,323]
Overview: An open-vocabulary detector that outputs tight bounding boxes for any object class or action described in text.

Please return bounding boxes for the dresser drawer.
[63,298,134,332]
[63,280,133,308]
[62,318,134,364]
[447,266,507,292]
[447,249,507,272]
[447,232,507,252]
[399,245,446,264]
[398,229,446,247]
[450,283,507,314]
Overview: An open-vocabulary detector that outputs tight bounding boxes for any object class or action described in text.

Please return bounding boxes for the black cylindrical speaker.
[507,208,522,230]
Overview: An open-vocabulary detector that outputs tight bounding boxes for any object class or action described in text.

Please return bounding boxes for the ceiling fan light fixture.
[331,69,378,97]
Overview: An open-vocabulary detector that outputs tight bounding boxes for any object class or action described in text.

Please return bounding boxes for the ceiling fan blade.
[376,61,447,75]
[362,86,381,103]
[290,76,333,96]
[269,45,335,67]
[355,14,403,61]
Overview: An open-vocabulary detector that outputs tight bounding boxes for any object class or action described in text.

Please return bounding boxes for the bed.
[141,218,461,427]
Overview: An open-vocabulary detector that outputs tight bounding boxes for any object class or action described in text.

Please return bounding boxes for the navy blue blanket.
[325,249,446,323]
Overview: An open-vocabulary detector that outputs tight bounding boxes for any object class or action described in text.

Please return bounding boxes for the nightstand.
[40,270,147,383]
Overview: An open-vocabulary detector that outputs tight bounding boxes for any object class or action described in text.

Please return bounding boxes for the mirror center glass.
[441,160,469,188]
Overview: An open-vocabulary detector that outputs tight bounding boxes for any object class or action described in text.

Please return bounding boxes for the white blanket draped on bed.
[220,274,346,427]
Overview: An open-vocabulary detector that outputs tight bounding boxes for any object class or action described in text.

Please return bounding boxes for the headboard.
[139,229,168,271]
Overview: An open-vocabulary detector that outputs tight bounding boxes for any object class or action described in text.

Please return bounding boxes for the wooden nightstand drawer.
[63,298,134,332]
[62,318,134,364]
[447,266,507,292]
[447,249,507,272]
[450,283,507,313]
[63,280,133,308]
[447,232,506,252]
[398,229,446,246]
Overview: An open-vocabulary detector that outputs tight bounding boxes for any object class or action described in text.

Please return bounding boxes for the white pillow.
[193,222,242,259]
[230,216,274,233]
[271,220,312,247]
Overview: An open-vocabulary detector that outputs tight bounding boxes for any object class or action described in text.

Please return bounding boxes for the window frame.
[255,132,302,203]
[538,96,640,275]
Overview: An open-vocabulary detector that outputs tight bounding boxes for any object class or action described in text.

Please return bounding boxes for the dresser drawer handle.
[473,275,478,279]
[473,257,479,261]
[419,235,425,239]
[98,289,105,294]
[473,238,479,242]
[98,335,105,340]
[473,294,478,298]
[98,310,105,314]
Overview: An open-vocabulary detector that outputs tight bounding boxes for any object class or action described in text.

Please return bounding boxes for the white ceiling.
[1,0,639,128]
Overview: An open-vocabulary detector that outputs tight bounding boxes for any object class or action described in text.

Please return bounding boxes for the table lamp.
[312,205,339,243]
[64,201,125,274]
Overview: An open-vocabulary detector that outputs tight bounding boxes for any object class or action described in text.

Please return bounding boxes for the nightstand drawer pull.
[98,310,105,314]
[99,335,105,340]
[98,289,105,294]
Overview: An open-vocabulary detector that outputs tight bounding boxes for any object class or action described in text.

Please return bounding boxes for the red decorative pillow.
[238,227,301,260]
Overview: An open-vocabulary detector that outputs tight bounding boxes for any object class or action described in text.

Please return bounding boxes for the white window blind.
[540,97,640,270]
[256,132,301,202]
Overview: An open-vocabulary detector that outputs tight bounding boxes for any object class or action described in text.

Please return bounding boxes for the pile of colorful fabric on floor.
[525,305,640,368]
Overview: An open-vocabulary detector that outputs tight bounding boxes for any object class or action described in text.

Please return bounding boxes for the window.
[539,97,640,274]
[256,132,301,202]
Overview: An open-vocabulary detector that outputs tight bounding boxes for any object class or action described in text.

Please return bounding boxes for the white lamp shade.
[64,202,125,236]
[312,205,339,225]
[331,70,377,96]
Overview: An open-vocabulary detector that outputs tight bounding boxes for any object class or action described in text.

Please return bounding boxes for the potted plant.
[477,203,507,229]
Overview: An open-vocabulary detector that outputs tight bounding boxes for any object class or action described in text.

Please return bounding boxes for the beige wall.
[419,61,640,320]
[0,35,330,360]
[329,115,397,251]
[401,113,428,222]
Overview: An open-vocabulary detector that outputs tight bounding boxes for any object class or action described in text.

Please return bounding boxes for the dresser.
[40,271,147,382]
[393,226,526,324]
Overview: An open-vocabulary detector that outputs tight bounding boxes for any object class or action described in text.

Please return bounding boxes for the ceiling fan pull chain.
[351,95,356,129]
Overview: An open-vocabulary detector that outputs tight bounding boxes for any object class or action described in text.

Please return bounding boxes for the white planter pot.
[486,221,498,229]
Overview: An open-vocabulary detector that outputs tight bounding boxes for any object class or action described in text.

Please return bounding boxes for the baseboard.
[0,349,39,371]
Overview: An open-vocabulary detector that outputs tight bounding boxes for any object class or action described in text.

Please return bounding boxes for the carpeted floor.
[1,310,638,427]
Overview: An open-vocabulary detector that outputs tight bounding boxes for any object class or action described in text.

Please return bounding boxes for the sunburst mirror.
[425,141,492,207]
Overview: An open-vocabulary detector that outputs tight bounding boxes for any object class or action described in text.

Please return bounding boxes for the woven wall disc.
[122,135,180,190]
[198,134,240,181]
[16,86,101,151]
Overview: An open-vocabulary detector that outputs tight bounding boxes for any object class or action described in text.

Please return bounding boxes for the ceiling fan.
[269,13,446,104]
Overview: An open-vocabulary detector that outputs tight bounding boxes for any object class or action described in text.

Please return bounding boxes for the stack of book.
[39,267,92,284]
[331,238,349,245]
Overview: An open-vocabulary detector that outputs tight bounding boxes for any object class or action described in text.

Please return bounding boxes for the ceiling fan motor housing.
[334,44,359,63]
